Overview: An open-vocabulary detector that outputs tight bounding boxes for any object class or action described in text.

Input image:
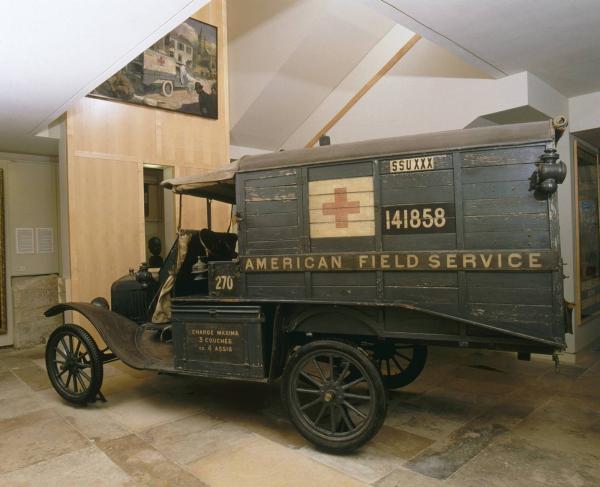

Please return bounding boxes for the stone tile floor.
[1,342,599,486]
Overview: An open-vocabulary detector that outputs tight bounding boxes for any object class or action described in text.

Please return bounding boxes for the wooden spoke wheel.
[371,342,427,390]
[46,324,103,404]
[282,340,386,453]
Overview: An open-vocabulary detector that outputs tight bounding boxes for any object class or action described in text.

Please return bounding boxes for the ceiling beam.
[305,34,421,148]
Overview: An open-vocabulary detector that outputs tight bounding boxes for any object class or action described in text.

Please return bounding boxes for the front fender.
[46,303,149,369]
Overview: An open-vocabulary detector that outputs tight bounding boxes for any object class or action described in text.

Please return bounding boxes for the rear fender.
[286,305,379,337]
[45,303,148,369]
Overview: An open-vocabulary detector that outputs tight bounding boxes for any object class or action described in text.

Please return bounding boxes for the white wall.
[569,91,600,134]
[228,0,395,149]
[0,154,59,346]
[283,25,492,149]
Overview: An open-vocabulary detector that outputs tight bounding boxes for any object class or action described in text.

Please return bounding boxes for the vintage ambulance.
[44,119,568,452]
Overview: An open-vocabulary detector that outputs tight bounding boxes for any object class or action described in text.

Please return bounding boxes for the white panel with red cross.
[308,176,375,238]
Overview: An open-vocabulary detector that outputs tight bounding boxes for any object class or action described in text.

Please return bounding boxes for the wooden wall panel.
[64,0,230,317]
[154,1,230,169]
[68,157,144,303]
[69,98,157,162]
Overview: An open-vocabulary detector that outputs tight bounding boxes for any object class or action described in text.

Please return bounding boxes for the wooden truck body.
[193,119,568,354]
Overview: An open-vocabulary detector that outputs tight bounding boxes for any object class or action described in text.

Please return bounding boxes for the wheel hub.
[322,382,344,403]
[373,341,396,360]
[62,353,81,373]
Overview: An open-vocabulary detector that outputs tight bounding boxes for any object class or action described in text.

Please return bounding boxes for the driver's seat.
[199,229,238,261]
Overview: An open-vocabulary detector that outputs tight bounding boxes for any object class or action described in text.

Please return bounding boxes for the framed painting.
[90,18,218,119]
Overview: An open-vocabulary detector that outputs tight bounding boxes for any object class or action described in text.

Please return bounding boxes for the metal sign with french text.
[186,324,245,363]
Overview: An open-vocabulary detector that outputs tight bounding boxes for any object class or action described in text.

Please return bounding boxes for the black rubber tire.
[45,324,104,405]
[373,343,428,390]
[281,340,387,454]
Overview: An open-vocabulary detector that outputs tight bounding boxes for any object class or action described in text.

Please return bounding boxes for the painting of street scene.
[90,18,218,119]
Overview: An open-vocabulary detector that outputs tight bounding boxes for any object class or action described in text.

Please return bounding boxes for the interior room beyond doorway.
[143,165,175,267]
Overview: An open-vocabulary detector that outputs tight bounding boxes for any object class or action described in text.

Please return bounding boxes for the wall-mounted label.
[389,156,436,173]
[382,203,456,234]
[15,228,34,254]
[36,227,54,254]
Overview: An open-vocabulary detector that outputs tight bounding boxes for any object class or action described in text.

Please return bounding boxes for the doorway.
[574,137,600,323]
[0,169,6,335]
[143,166,175,268]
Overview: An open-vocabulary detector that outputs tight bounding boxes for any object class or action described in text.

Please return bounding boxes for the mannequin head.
[148,236,162,257]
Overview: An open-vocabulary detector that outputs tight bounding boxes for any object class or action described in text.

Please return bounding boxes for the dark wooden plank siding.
[245,271,306,299]
[312,286,377,300]
[245,245,299,256]
[466,303,553,327]
[464,213,548,233]
[382,233,457,251]
[462,145,544,167]
[380,170,454,189]
[461,163,535,184]
[381,186,455,205]
[464,197,548,216]
[245,199,298,215]
[384,271,458,287]
[308,161,372,180]
[246,212,298,228]
[245,186,297,202]
[243,173,297,188]
[466,272,552,288]
[246,285,306,299]
[383,286,459,305]
[464,230,550,249]
[312,272,377,286]
[468,287,552,306]
[462,146,550,252]
[311,236,375,253]
[246,273,305,287]
[312,272,377,301]
[246,225,298,242]
[462,180,532,200]
[242,168,301,256]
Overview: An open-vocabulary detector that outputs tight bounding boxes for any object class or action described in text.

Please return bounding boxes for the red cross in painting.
[322,187,361,228]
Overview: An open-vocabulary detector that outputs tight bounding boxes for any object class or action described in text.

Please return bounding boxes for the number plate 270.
[382,203,456,234]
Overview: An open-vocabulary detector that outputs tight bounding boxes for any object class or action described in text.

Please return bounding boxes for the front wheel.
[45,324,104,404]
[282,340,387,453]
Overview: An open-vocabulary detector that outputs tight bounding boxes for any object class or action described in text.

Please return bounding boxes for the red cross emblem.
[322,187,361,228]
[158,56,166,66]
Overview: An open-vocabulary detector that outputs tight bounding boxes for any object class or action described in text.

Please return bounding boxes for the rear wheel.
[282,340,386,453]
[162,80,174,97]
[370,342,427,390]
[45,324,103,404]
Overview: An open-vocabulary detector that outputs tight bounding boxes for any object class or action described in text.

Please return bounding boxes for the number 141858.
[382,203,455,234]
